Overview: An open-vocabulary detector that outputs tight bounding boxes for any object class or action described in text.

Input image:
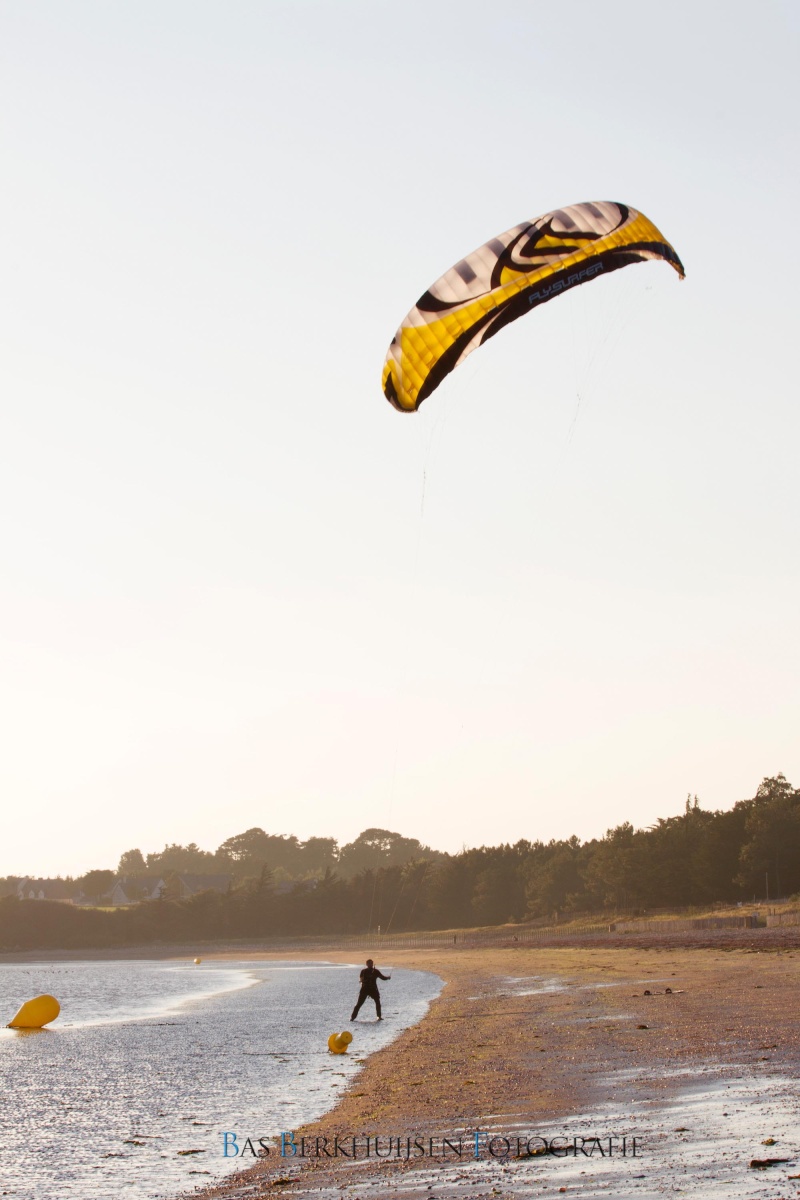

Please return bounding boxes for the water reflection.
[0,958,441,1200]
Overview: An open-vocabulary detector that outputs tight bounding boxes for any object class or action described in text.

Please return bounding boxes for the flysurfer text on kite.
[527,261,604,303]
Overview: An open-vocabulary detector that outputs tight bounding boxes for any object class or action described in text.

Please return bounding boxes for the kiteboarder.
[350,959,391,1021]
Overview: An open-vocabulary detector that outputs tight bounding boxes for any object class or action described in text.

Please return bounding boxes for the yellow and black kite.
[382,201,684,412]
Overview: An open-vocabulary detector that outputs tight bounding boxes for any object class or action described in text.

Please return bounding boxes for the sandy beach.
[179,935,800,1199]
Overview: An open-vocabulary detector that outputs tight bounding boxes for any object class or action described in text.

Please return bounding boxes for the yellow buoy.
[8,994,61,1029]
[327,1031,352,1054]
[194,958,202,965]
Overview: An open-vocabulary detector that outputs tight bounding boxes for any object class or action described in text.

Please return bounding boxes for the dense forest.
[1,775,798,950]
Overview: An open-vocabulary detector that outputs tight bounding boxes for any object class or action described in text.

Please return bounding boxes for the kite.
[382,201,684,412]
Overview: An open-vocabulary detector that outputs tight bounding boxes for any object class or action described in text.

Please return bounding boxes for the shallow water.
[500,975,568,996]
[497,975,668,999]
[0,958,441,1200]
[503,1065,800,1197]
[307,1066,800,1199]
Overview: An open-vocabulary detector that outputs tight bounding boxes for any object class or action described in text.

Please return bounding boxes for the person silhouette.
[350,958,391,1021]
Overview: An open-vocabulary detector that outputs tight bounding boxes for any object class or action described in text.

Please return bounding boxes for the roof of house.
[115,874,165,889]
[110,876,165,901]
[174,873,232,894]
[17,878,74,900]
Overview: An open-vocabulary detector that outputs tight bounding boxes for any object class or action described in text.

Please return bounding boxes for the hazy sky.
[2,1,798,878]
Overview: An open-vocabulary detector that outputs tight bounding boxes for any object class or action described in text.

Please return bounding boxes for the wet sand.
[183,939,800,1199]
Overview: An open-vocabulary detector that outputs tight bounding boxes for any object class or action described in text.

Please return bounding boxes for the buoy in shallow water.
[8,994,60,1029]
[327,1031,352,1054]
[194,958,202,964]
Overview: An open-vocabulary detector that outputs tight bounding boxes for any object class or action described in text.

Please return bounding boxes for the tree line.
[1,775,797,950]
[0,827,442,903]
[117,825,438,883]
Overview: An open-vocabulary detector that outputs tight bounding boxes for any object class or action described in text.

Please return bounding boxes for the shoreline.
[2,924,800,966]
[178,939,800,1199]
[2,921,799,964]
[5,935,800,1195]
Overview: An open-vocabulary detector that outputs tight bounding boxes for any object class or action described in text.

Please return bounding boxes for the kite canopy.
[382,201,684,413]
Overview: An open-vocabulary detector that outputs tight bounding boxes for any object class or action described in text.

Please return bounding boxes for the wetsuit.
[350,965,389,1020]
